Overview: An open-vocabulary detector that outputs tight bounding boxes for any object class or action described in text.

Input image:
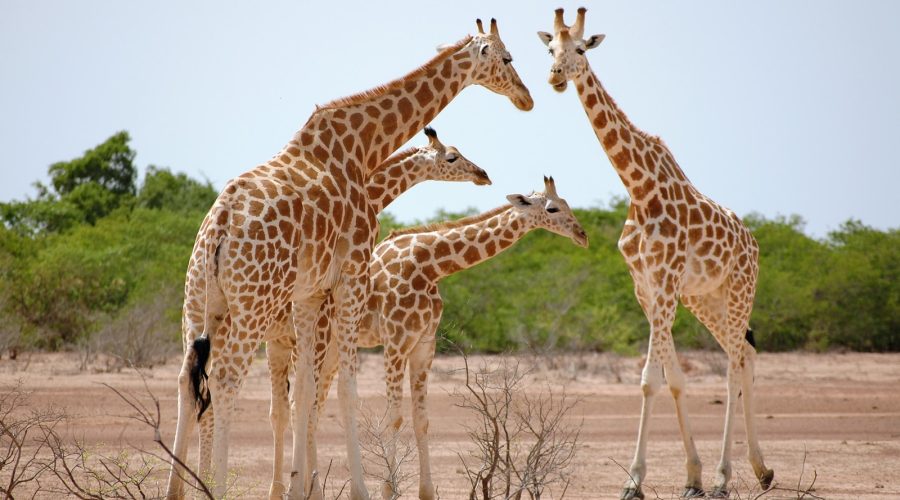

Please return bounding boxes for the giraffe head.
[421,127,491,185]
[459,18,534,111]
[506,176,589,248]
[537,7,605,92]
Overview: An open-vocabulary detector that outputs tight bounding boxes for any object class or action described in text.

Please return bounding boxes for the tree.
[137,166,218,213]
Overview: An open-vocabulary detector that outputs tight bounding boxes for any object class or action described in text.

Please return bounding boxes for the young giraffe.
[278,177,588,500]
[166,18,532,500]
[538,8,773,499]
[263,126,490,499]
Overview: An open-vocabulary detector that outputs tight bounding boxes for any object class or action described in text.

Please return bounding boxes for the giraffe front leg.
[662,340,703,497]
[332,271,371,500]
[407,333,437,500]
[288,297,326,500]
[267,335,293,500]
[622,284,678,500]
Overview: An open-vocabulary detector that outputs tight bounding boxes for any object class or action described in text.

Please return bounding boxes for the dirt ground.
[2,351,899,499]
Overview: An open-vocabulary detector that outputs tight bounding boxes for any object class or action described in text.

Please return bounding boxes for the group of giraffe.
[165,8,774,500]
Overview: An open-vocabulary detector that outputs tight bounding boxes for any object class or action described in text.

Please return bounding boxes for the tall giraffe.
[165,18,532,500]
[538,8,773,499]
[263,126,490,499]
[277,176,587,500]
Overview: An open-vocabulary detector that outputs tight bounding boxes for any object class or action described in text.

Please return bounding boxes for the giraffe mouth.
[552,81,568,93]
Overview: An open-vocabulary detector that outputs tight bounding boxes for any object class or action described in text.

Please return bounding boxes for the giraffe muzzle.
[473,169,492,186]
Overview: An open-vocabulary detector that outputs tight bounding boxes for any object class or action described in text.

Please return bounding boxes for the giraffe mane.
[386,204,513,239]
[593,75,666,147]
[368,147,421,175]
[319,36,474,110]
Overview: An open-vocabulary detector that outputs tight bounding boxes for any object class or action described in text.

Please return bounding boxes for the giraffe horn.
[554,8,567,33]
[475,18,485,34]
[490,18,499,36]
[544,175,558,196]
[572,7,587,39]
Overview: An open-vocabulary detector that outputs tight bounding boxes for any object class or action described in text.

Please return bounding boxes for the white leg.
[267,336,293,499]
[288,297,325,500]
[712,352,742,496]
[332,272,370,500]
[165,354,199,499]
[622,282,678,500]
[740,343,774,489]
[664,353,704,496]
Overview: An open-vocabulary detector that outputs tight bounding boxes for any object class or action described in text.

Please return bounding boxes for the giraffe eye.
[446,155,458,163]
[502,57,512,65]
[548,48,554,56]
[547,207,560,214]
[481,45,489,56]
[575,48,585,55]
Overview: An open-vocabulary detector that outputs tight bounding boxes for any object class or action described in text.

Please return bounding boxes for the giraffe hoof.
[681,486,705,498]
[620,486,644,500]
[759,468,774,490]
[708,486,729,498]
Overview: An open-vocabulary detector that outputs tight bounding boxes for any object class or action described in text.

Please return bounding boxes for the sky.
[2,1,898,237]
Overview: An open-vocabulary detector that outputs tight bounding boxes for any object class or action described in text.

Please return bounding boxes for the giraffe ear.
[537,31,553,46]
[435,43,456,53]
[584,34,605,50]
[506,194,532,207]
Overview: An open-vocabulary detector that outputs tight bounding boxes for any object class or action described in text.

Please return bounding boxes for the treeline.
[0,132,896,358]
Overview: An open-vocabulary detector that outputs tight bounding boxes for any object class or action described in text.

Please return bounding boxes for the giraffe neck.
[291,38,474,178]
[573,68,690,205]
[429,206,534,280]
[366,150,432,213]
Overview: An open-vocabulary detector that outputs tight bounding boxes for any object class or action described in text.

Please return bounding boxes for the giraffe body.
[167,19,532,500]
[272,177,587,500]
[264,127,490,499]
[539,8,773,499]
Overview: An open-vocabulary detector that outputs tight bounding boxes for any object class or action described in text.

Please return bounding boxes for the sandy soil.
[2,351,899,499]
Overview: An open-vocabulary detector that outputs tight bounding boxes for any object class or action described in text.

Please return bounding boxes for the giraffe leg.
[288,296,327,500]
[682,277,772,497]
[198,402,214,481]
[331,271,370,500]
[408,332,437,500]
[661,337,704,497]
[380,338,408,500]
[267,335,293,500]
[165,349,200,499]
[622,281,678,500]
[208,345,254,498]
[740,342,774,490]
[167,302,226,499]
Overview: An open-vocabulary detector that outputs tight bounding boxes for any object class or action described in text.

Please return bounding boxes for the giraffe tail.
[190,199,229,420]
[190,336,212,419]
[745,328,757,349]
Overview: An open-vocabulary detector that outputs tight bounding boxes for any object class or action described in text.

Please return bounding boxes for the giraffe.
[275,176,588,500]
[263,126,491,499]
[165,17,532,500]
[537,8,773,499]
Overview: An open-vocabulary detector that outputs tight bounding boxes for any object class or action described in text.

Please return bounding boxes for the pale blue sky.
[2,1,898,237]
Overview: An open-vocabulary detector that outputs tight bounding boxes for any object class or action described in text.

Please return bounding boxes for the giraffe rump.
[190,336,212,419]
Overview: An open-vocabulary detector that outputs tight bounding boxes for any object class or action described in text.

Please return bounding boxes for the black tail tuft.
[190,337,212,420]
[745,329,756,349]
